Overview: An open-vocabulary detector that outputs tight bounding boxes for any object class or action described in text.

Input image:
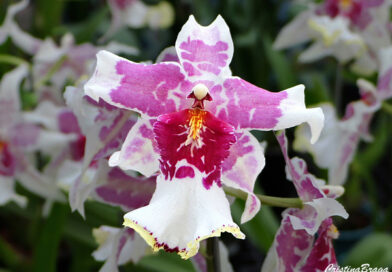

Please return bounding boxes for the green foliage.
[343,233,392,268]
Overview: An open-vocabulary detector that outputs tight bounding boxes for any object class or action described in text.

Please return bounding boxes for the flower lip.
[187,83,212,109]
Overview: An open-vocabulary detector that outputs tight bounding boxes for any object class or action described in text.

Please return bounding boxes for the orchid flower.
[274,0,391,75]
[92,226,149,272]
[0,65,66,207]
[0,0,138,103]
[294,47,392,185]
[84,15,324,259]
[261,131,348,272]
[104,0,174,40]
[64,86,158,271]
[62,85,137,216]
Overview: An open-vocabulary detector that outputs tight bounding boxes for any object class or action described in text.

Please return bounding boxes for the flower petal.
[123,173,244,260]
[273,10,313,50]
[0,0,42,55]
[108,118,159,177]
[92,226,148,272]
[15,164,65,202]
[175,15,233,80]
[156,46,179,63]
[84,50,188,117]
[377,47,392,99]
[276,131,348,235]
[65,86,135,165]
[213,79,324,143]
[261,214,314,272]
[222,131,265,223]
[124,108,244,259]
[288,198,348,235]
[301,218,338,271]
[294,102,376,185]
[0,176,27,207]
[304,16,366,64]
[0,64,28,131]
[93,167,155,211]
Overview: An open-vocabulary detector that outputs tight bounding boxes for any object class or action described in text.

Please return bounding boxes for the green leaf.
[32,203,70,272]
[262,36,297,90]
[35,0,65,37]
[355,114,390,171]
[343,233,392,267]
[136,251,195,272]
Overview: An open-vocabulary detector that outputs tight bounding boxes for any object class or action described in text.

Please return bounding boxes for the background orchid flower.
[261,131,348,272]
[0,65,66,208]
[84,15,324,259]
[63,85,137,216]
[0,0,139,104]
[103,0,174,40]
[274,0,391,75]
[294,47,392,185]
[92,226,149,272]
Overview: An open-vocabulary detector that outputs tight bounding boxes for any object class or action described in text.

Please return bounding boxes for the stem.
[34,55,68,89]
[334,63,343,116]
[224,186,303,209]
[0,54,29,67]
[206,237,220,272]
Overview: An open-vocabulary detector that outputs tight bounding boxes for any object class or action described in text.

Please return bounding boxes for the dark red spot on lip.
[175,166,195,179]
[0,141,15,176]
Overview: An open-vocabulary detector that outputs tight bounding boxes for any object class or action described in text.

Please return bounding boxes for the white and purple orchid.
[261,131,348,272]
[274,0,391,75]
[0,0,138,104]
[92,226,149,272]
[84,15,324,259]
[62,86,159,271]
[294,47,392,185]
[0,65,67,207]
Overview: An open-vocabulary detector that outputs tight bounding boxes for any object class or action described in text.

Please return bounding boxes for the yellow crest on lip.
[188,108,206,141]
[339,0,353,10]
[0,141,6,153]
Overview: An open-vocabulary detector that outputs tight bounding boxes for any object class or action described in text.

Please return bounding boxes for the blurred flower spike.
[84,15,324,259]
[274,0,391,75]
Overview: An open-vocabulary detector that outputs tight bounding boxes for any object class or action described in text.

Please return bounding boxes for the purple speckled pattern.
[221,131,264,223]
[275,215,314,272]
[94,167,155,211]
[276,132,324,202]
[175,15,233,78]
[111,61,188,117]
[209,78,287,129]
[267,214,339,272]
[222,133,255,191]
[179,39,229,76]
[87,15,316,132]
[302,218,338,272]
